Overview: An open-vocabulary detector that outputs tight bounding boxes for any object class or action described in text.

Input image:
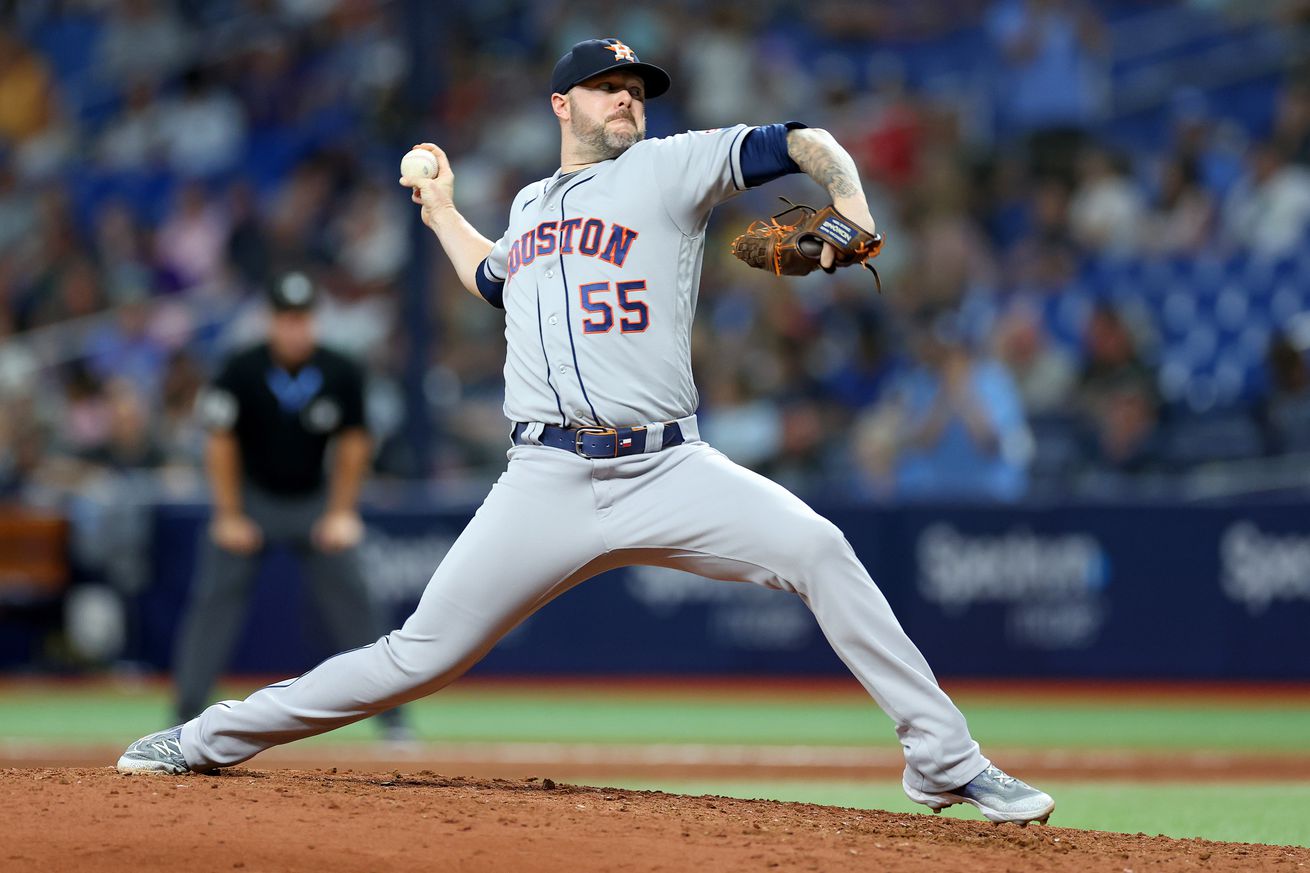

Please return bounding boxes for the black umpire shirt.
[199,344,366,496]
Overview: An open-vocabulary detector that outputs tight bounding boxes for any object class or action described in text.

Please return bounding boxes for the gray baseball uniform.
[179,124,989,794]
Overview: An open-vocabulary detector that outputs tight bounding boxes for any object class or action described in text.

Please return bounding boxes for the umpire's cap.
[267,271,317,311]
[550,38,671,99]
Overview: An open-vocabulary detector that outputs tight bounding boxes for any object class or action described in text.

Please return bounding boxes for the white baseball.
[400,148,439,181]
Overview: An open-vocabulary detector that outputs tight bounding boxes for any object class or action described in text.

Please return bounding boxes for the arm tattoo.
[787,129,861,199]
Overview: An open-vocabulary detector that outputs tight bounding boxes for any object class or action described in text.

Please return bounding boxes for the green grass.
[950,698,1310,753]
[604,779,1310,848]
[1,684,1307,752]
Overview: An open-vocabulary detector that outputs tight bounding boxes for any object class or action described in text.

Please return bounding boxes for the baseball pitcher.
[119,37,1053,825]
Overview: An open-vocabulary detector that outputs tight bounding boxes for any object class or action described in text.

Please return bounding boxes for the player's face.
[268,309,316,368]
[566,72,647,159]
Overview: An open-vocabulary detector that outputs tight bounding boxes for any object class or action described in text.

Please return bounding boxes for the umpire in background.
[173,271,407,737]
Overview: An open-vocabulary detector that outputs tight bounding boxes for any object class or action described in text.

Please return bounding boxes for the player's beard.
[569,98,645,161]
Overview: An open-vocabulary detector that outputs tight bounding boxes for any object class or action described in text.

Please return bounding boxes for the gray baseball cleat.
[904,765,1055,824]
[116,726,192,775]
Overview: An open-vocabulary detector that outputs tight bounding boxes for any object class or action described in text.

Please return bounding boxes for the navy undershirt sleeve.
[740,121,807,188]
[474,257,506,309]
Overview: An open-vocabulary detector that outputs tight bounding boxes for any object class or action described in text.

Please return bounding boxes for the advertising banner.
[138,502,1310,678]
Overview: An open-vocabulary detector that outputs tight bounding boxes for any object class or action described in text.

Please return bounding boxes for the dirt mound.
[3,767,1304,872]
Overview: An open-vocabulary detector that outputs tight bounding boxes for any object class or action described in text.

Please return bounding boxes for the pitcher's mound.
[2,767,1302,872]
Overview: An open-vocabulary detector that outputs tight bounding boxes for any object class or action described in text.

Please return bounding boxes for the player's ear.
[551,92,569,122]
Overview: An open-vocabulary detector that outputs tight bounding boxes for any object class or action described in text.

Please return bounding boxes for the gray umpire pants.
[172,484,402,729]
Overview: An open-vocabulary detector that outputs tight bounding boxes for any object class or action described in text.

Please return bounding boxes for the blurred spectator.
[93,201,155,289]
[80,379,165,472]
[0,164,37,257]
[889,317,1032,501]
[699,370,782,468]
[1259,332,1310,454]
[1090,384,1161,472]
[842,54,923,192]
[59,363,112,456]
[0,412,50,500]
[1168,87,1247,199]
[230,32,302,130]
[1076,304,1162,471]
[316,2,410,111]
[1076,304,1155,407]
[83,282,170,398]
[154,182,231,289]
[266,158,335,268]
[155,66,248,177]
[975,154,1032,252]
[754,340,835,492]
[848,404,902,500]
[158,349,207,468]
[1068,147,1146,254]
[1006,178,1078,291]
[680,8,755,128]
[901,149,998,311]
[328,181,410,289]
[0,289,37,396]
[315,273,397,360]
[29,257,107,329]
[0,28,58,148]
[768,399,835,495]
[986,0,1105,129]
[1273,78,1310,166]
[990,303,1077,414]
[1223,140,1310,256]
[95,80,165,172]
[1143,155,1216,255]
[818,301,898,412]
[224,181,273,288]
[985,0,1107,179]
[97,0,195,89]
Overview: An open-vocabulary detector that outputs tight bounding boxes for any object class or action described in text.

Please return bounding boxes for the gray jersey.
[480,125,753,427]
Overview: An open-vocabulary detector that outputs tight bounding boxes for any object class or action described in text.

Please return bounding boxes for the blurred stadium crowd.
[3,0,1310,533]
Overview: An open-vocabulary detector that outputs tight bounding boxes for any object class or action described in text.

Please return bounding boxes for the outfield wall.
[133,502,1310,680]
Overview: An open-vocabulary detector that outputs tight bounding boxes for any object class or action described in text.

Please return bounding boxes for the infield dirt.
[4,767,1306,873]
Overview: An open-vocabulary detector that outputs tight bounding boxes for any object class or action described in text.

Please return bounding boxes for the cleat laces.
[147,737,180,757]
[982,766,1019,787]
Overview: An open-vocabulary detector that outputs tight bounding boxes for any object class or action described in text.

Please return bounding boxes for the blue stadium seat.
[1214,288,1248,331]
[1162,292,1199,337]
[1157,354,1193,404]
[1271,284,1307,323]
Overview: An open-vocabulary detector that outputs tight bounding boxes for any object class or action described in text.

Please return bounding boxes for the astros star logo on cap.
[605,40,636,61]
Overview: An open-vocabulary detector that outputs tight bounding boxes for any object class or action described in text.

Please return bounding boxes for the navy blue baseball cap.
[550,38,671,99]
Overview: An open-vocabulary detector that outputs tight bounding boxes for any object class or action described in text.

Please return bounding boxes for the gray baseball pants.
[180,437,988,792]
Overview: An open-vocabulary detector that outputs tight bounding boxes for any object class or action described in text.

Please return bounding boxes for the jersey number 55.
[579,280,650,334]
